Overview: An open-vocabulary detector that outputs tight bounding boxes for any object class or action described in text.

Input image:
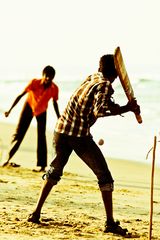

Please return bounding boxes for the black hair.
[42,65,55,78]
[99,54,117,78]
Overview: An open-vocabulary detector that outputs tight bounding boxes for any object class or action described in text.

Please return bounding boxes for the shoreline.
[0,120,159,169]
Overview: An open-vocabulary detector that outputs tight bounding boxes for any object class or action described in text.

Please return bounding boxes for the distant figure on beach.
[27,55,140,236]
[3,66,60,172]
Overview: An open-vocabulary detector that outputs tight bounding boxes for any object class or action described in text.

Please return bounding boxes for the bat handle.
[135,114,143,124]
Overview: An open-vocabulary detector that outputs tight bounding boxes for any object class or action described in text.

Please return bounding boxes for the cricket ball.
[98,139,104,146]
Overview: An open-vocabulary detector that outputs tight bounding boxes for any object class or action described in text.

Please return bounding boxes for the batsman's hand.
[127,99,141,115]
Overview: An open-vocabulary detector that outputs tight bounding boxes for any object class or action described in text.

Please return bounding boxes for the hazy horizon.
[0,0,160,81]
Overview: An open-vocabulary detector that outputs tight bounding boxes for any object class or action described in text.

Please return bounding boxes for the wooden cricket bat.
[114,46,142,124]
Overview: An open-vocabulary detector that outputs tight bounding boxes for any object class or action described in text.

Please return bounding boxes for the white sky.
[0,0,160,80]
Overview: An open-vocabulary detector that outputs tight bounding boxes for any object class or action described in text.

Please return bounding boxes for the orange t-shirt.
[25,79,59,116]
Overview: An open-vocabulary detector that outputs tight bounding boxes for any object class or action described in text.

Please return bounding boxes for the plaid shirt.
[55,72,113,137]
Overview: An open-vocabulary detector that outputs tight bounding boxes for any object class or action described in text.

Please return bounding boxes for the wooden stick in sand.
[149,136,157,240]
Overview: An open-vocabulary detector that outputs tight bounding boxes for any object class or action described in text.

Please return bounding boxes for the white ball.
[98,139,104,146]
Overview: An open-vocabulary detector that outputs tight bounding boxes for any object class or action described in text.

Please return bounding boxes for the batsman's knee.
[42,166,61,185]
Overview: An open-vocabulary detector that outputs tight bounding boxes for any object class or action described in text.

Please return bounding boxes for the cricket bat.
[114,46,142,124]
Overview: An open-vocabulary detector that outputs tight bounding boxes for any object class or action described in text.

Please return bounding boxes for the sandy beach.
[0,122,160,239]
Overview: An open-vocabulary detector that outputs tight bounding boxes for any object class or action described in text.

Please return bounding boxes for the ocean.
[0,71,160,167]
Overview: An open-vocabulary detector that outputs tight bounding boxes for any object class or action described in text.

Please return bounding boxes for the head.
[98,54,117,82]
[42,65,56,88]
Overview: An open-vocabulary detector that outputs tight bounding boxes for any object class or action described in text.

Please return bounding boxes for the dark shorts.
[44,132,114,191]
